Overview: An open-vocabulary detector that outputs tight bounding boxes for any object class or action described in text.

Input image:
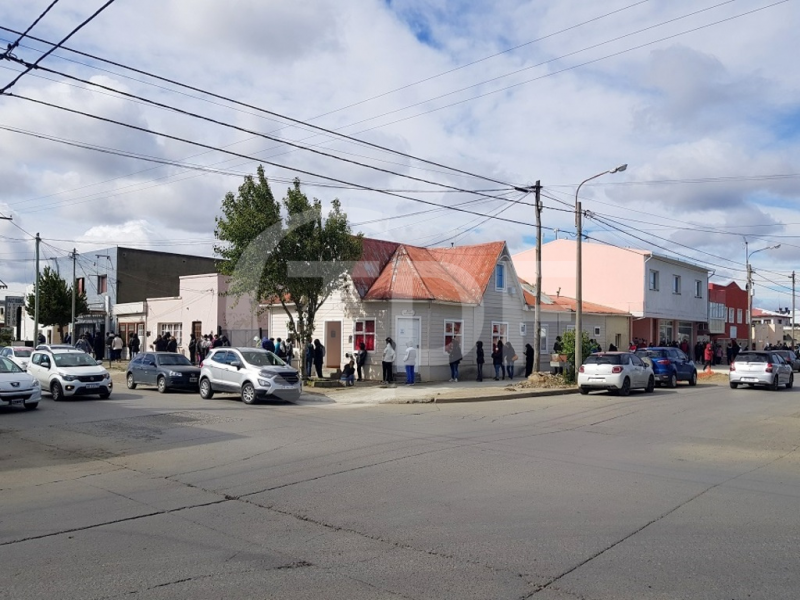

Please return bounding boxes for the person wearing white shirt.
[403,341,417,385]
[382,337,396,384]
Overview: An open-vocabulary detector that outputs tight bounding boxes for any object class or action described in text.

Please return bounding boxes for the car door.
[630,354,648,387]
[139,353,157,385]
[28,352,50,386]
[207,350,233,391]
[223,350,245,391]
[129,355,145,384]
[773,353,791,384]
[669,349,689,379]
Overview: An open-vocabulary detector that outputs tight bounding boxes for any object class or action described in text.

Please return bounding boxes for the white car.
[0,356,41,410]
[27,348,112,401]
[199,347,302,404]
[578,352,655,396]
[0,346,33,370]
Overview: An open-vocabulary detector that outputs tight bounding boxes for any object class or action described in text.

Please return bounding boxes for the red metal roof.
[351,238,400,298]
[521,286,629,315]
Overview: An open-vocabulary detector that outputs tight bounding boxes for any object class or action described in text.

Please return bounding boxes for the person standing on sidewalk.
[304,339,314,379]
[493,339,504,380]
[475,340,485,382]
[355,342,367,382]
[403,341,417,385]
[524,343,535,378]
[504,341,517,380]
[703,341,714,373]
[382,337,396,384]
[313,339,325,378]
[447,338,462,382]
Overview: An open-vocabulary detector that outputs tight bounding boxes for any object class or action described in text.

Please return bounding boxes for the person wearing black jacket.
[524,343,535,378]
[128,333,141,358]
[313,339,325,378]
[355,342,367,381]
[493,339,504,380]
[93,334,105,361]
[476,340,485,382]
[447,338,463,382]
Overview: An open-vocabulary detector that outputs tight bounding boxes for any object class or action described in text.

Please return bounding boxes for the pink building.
[513,239,710,346]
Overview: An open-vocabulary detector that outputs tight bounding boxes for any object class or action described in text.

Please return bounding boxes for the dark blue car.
[635,347,698,387]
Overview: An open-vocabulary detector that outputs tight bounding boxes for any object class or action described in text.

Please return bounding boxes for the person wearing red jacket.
[703,341,714,373]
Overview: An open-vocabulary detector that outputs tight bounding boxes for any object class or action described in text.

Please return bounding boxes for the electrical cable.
[1,0,60,59]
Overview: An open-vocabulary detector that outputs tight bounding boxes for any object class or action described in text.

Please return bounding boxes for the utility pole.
[792,271,796,347]
[34,233,40,344]
[533,181,542,374]
[71,248,77,345]
[747,260,753,351]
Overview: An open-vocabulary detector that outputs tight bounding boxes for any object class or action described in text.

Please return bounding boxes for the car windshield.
[14,349,32,357]
[239,350,286,367]
[157,354,192,366]
[0,357,23,373]
[584,354,622,365]
[53,353,99,368]
[737,353,768,363]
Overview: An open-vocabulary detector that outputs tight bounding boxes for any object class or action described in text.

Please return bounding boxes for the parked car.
[27,348,112,400]
[199,347,301,404]
[35,344,77,352]
[0,356,41,410]
[0,346,33,370]
[126,352,200,393]
[773,350,800,372]
[635,347,698,387]
[729,351,793,390]
[578,352,655,396]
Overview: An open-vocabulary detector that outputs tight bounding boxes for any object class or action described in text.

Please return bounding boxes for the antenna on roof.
[451,242,454,248]
[556,287,561,297]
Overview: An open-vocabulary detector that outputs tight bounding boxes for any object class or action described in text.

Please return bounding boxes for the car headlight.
[167,370,181,377]
[31,379,40,387]
[60,373,76,381]
[102,372,111,379]
[258,378,272,387]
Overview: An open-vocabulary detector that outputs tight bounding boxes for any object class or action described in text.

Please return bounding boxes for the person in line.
[553,336,564,374]
[112,333,124,361]
[608,342,617,351]
[492,339,504,380]
[447,337,462,382]
[276,337,286,359]
[703,340,714,373]
[313,338,325,378]
[355,342,367,381]
[166,333,178,353]
[265,337,276,353]
[403,341,417,385]
[304,339,314,379]
[524,343,535,378]
[75,334,92,355]
[382,337,396,384]
[129,332,140,359]
[188,334,198,365]
[475,340,485,382]
[340,358,356,387]
[504,340,517,380]
[93,333,105,361]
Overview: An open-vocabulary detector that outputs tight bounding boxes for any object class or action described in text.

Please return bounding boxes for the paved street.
[2,382,799,599]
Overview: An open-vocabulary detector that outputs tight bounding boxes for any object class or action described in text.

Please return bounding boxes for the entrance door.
[325,321,342,368]
[394,317,421,371]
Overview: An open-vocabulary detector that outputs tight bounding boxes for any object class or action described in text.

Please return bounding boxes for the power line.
[0,0,117,94]
[0,0,61,59]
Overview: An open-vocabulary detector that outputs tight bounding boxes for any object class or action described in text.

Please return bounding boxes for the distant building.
[751,308,791,349]
[707,282,748,346]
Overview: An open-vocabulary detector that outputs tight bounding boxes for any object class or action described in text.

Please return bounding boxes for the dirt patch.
[697,371,729,385]
[515,372,574,390]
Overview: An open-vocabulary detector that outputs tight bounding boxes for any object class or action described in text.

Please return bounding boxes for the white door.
[394,317,421,370]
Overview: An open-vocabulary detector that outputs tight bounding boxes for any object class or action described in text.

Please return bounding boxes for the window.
[353,319,376,351]
[160,322,183,345]
[97,275,107,294]
[737,309,743,324]
[492,322,508,346]
[593,326,601,336]
[444,320,464,354]
[649,270,659,291]
[672,275,681,294]
[76,277,85,295]
[539,327,547,353]
[695,280,703,298]
[728,308,735,323]
[730,326,737,338]
[495,264,505,291]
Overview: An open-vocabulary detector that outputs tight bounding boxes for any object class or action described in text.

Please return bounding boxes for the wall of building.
[643,256,708,322]
[116,248,217,304]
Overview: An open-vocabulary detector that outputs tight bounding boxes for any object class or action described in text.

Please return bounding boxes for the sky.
[0,0,798,312]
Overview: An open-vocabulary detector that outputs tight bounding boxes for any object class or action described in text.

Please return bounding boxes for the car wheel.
[50,381,63,401]
[579,387,590,395]
[770,375,780,391]
[126,373,137,389]
[98,391,110,399]
[241,382,256,405]
[667,373,678,388]
[729,381,738,389]
[157,376,168,394]
[688,370,697,386]
[619,377,631,397]
[24,402,38,410]
[199,378,214,399]
[645,375,655,393]
[787,374,794,389]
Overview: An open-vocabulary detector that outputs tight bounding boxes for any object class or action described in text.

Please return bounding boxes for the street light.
[575,164,627,373]
[745,241,780,350]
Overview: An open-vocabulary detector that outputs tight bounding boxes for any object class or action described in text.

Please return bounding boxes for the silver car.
[578,352,655,396]
[729,351,794,390]
[199,347,301,404]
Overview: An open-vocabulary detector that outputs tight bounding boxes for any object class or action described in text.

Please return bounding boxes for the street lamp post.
[746,242,780,350]
[575,164,627,374]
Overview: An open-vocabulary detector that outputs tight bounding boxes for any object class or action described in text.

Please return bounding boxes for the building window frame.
[492,321,509,346]
[649,269,659,291]
[737,309,743,324]
[672,275,681,295]
[353,319,376,351]
[97,274,108,294]
[695,280,702,298]
[729,308,735,323]
[444,320,464,354]
[495,264,506,291]
[159,322,183,346]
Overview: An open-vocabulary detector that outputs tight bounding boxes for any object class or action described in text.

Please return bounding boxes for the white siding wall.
[644,257,708,321]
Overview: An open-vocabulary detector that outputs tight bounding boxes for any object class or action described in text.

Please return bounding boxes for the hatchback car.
[0,356,41,410]
[773,350,800,372]
[27,348,112,400]
[126,352,201,393]
[578,352,655,396]
[199,347,301,404]
[729,351,793,390]
[635,347,698,387]
[0,346,33,370]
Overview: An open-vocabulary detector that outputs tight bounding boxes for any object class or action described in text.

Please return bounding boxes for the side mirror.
[231,360,242,370]
[97,359,104,366]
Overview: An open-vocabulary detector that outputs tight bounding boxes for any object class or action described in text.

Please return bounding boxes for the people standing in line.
[403,341,417,385]
[492,339,504,380]
[313,338,325,378]
[608,342,618,351]
[731,339,740,362]
[188,334,197,364]
[304,339,314,379]
[285,337,295,367]
[220,335,231,347]
[75,334,92,354]
[524,343,535,378]
[276,337,286,360]
[382,337,396,384]
[356,342,367,381]
[504,340,517,380]
[476,340,485,382]
[694,341,704,364]
[553,336,564,374]
[93,333,105,361]
[166,333,178,353]
[265,337,276,353]
[447,337,462,382]
[112,333,124,362]
[129,333,140,358]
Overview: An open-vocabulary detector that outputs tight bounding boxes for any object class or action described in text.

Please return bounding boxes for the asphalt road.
[1,381,799,599]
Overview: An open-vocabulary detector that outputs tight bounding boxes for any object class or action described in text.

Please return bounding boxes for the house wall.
[643,257,708,322]
[116,248,217,304]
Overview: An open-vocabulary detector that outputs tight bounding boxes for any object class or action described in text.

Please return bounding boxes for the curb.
[432,388,578,404]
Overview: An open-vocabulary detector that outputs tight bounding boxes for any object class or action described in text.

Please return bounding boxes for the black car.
[126,352,200,393]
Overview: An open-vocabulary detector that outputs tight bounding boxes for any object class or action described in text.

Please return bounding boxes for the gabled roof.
[520,281,629,315]
[359,239,506,304]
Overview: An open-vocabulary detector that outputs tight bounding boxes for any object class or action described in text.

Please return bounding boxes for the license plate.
[189,377,198,382]
[589,377,604,381]
[10,398,22,406]
[85,383,99,389]
[740,377,758,382]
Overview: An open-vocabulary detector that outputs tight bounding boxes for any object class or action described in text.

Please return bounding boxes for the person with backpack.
[313,339,325,378]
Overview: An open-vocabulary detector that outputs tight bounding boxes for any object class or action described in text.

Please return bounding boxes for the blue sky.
[0,0,798,312]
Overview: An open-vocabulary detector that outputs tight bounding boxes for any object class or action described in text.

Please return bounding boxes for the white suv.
[199,347,301,404]
[27,348,112,400]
